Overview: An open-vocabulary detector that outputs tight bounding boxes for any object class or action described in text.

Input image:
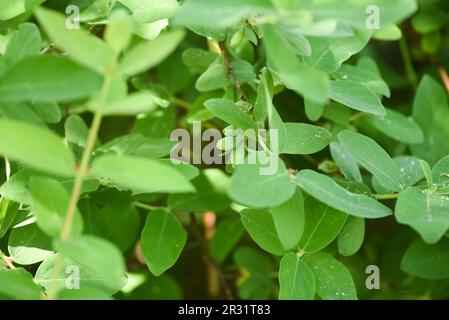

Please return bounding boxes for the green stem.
[349,112,369,123]
[399,36,418,90]
[170,96,190,110]
[45,73,113,300]
[374,193,400,200]
[134,202,162,211]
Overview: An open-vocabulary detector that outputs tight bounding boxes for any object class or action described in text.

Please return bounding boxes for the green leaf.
[0,118,75,177]
[0,55,103,102]
[204,98,257,131]
[395,187,449,244]
[65,115,89,149]
[195,63,229,92]
[119,0,179,24]
[272,190,305,250]
[158,159,199,181]
[329,80,386,116]
[0,102,45,127]
[324,29,372,69]
[182,48,217,74]
[372,156,424,193]
[368,108,423,144]
[262,24,329,104]
[80,196,139,252]
[401,237,449,280]
[30,177,83,238]
[333,64,390,97]
[234,247,276,299]
[278,252,315,300]
[229,159,296,208]
[431,155,449,187]
[412,6,447,34]
[210,216,245,263]
[254,69,271,123]
[0,268,42,300]
[303,252,357,300]
[373,24,402,41]
[54,235,127,284]
[29,101,61,124]
[0,0,44,21]
[104,11,133,54]
[35,7,115,74]
[90,155,195,194]
[0,199,19,238]
[231,60,257,85]
[296,0,417,30]
[140,209,187,276]
[174,0,274,28]
[412,75,449,165]
[254,69,287,151]
[421,159,433,189]
[187,25,226,41]
[125,273,183,300]
[8,223,53,265]
[330,142,362,182]
[96,134,176,159]
[337,217,365,256]
[97,91,158,116]
[119,30,185,77]
[133,104,176,138]
[195,58,256,92]
[234,246,273,276]
[338,130,403,191]
[0,168,99,206]
[35,254,126,295]
[168,170,230,212]
[241,209,285,255]
[298,196,347,253]
[297,170,392,218]
[304,98,324,122]
[282,123,331,155]
[0,23,41,75]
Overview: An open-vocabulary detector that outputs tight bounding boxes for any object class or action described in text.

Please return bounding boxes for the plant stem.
[219,42,244,100]
[169,96,190,110]
[399,36,418,90]
[189,213,234,300]
[0,250,15,269]
[374,193,400,200]
[438,66,449,94]
[349,112,369,123]
[45,73,113,300]
[134,202,162,211]
[60,113,103,240]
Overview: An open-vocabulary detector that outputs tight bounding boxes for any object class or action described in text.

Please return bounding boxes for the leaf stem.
[169,96,190,110]
[399,36,418,90]
[45,72,113,300]
[374,193,400,200]
[134,202,162,211]
[219,42,244,100]
[349,112,369,123]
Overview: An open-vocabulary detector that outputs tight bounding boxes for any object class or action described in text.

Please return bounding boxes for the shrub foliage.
[1,0,449,300]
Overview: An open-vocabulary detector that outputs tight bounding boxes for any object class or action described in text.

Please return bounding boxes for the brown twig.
[189,213,234,300]
[429,55,449,94]
[218,42,244,100]
[438,66,449,94]
[0,250,15,269]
